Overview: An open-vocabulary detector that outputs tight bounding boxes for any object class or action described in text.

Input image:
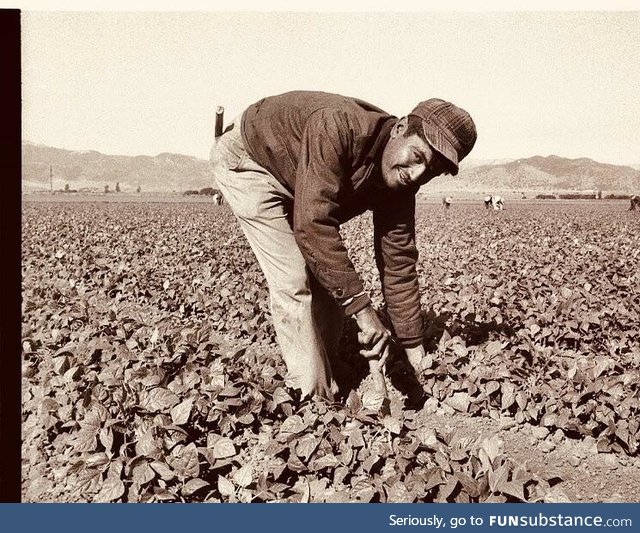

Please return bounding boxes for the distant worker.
[492,195,504,210]
[442,196,452,209]
[630,195,639,211]
[484,194,503,210]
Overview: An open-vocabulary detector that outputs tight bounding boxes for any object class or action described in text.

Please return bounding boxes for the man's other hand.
[405,344,425,372]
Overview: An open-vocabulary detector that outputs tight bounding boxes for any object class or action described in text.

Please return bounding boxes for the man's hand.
[405,344,426,372]
[354,305,391,360]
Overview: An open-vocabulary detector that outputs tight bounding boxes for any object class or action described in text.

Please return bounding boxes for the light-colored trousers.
[210,116,342,400]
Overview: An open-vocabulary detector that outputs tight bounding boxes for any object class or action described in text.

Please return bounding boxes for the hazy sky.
[21,6,640,165]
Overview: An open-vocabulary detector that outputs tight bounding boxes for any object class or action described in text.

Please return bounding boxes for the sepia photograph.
[18,2,640,505]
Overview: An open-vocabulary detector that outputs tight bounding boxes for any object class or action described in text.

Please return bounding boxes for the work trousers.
[210,115,342,400]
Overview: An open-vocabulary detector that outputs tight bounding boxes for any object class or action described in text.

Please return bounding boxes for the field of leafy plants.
[21,198,640,502]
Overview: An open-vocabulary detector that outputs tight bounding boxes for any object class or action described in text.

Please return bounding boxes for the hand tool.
[214,106,224,138]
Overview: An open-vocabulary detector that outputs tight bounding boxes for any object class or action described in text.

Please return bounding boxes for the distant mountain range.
[22,142,212,193]
[22,142,640,195]
[430,155,640,195]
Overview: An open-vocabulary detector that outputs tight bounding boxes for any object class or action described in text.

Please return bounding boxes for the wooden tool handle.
[214,106,224,138]
[368,359,388,397]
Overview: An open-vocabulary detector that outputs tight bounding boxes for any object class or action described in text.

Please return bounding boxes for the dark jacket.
[241,91,423,347]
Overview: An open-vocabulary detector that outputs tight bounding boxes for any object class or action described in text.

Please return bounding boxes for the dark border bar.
[0,8,22,503]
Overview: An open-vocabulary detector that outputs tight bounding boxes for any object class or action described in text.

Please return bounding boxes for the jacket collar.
[359,117,397,195]
[364,116,396,164]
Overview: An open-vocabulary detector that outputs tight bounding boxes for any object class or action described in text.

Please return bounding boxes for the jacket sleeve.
[293,108,371,316]
[373,195,424,347]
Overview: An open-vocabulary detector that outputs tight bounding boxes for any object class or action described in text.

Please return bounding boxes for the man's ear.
[390,116,408,139]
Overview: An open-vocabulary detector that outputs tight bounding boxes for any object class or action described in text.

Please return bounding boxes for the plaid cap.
[409,98,477,176]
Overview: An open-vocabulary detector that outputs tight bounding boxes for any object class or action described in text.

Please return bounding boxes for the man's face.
[380,117,449,193]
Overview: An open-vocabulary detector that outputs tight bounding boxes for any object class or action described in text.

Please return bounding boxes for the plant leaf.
[182,478,210,496]
[213,437,236,459]
[171,397,194,425]
[232,464,253,488]
[218,475,235,497]
[139,388,180,412]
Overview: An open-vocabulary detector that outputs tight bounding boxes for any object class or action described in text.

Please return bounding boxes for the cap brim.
[421,121,459,176]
